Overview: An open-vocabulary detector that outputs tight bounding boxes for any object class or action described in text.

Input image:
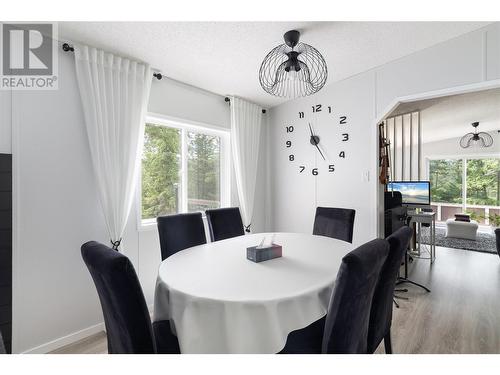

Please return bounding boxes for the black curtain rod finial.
[62,43,74,52]
[153,73,163,80]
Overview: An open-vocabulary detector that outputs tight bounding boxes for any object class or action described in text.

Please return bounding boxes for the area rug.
[420,225,498,255]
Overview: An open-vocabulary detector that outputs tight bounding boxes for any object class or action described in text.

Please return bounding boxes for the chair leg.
[384,332,393,354]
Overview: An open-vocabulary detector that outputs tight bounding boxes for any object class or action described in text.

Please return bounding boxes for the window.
[429,159,463,204]
[187,131,221,212]
[466,158,500,206]
[140,115,230,225]
[428,156,500,223]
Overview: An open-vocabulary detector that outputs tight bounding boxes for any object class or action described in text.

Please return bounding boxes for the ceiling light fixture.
[460,122,493,148]
[259,30,327,98]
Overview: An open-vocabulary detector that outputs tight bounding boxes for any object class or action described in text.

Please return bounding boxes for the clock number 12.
[312,104,322,113]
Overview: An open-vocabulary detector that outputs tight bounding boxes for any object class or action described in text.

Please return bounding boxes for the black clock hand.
[309,123,326,160]
[315,143,326,160]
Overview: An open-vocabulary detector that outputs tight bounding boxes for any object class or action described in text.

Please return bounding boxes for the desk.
[407,211,436,263]
[153,232,352,353]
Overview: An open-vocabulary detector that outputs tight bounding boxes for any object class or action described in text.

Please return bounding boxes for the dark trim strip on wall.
[0,153,12,354]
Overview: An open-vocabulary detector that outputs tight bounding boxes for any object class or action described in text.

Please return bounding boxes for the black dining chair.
[157,212,207,260]
[280,238,390,354]
[205,207,245,242]
[313,207,356,243]
[81,241,180,354]
[367,226,413,354]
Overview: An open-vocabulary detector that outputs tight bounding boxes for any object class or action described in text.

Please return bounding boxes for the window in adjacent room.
[140,115,230,226]
[428,157,500,223]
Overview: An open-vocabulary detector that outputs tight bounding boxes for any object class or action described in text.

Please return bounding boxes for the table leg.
[432,218,436,263]
[411,222,416,252]
[417,222,421,256]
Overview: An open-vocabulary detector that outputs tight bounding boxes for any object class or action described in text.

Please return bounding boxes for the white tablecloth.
[153,232,352,353]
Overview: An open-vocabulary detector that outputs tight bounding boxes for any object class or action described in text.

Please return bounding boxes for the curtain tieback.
[244,224,251,233]
[111,239,122,250]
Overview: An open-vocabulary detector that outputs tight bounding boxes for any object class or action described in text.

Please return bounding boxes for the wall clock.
[284,104,349,176]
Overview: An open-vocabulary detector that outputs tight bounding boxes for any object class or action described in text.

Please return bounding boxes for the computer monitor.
[386,181,431,206]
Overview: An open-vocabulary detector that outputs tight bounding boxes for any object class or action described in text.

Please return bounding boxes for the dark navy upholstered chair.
[157,212,206,260]
[81,241,180,354]
[367,226,413,354]
[313,207,356,243]
[280,238,389,354]
[205,207,245,242]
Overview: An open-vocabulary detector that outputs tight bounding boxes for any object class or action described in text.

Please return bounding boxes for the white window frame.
[138,112,231,230]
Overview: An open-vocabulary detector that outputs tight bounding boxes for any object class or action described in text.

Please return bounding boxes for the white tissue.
[256,234,275,249]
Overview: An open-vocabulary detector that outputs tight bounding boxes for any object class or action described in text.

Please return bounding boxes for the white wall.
[269,71,377,247]
[269,23,500,245]
[0,90,11,154]
[11,52,108,353]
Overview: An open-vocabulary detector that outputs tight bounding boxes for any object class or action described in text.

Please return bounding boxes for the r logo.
[2,23,53,76]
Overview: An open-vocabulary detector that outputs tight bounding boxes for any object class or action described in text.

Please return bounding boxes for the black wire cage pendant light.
[259,30,328,98]
[459,122,493,148]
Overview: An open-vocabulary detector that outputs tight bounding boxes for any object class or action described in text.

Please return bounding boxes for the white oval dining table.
[153,232,353,354]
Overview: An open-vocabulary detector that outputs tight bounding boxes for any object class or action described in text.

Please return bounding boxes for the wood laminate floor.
[50,246,500,354]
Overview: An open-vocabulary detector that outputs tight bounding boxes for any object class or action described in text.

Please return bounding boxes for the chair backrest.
[157,212,207,260]
[322,238,389,354]
[313,207,356,243]
[367,226,413,353]
[81,241,156,354]
[205,207,244,242]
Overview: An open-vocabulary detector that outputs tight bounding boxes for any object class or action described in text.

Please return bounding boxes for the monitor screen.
[387,181,431,205]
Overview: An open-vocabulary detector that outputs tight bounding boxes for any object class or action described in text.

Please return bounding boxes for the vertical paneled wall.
[385,111,421,181]
[0,154,12,353]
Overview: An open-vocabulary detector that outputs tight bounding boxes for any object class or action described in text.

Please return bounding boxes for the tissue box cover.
[247,244,282,263]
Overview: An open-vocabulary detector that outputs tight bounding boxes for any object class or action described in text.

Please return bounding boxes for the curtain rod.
[63,42,266,109]
[62,43,163,80]
[225,97,266,114]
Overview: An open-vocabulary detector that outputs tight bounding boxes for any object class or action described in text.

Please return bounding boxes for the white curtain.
[74,45,152,249]
[230,96,263,232]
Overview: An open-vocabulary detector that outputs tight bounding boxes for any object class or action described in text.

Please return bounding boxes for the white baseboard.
[20,304,154,354]
[21,322,105,354]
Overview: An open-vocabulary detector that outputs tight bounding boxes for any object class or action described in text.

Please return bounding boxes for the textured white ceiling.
[59,22,490,108]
